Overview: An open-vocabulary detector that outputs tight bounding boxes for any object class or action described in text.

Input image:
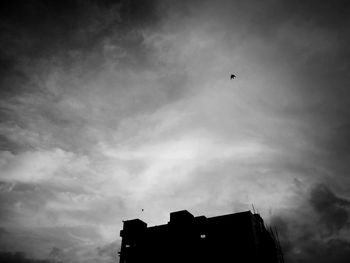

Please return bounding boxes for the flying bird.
[230,74,236,80]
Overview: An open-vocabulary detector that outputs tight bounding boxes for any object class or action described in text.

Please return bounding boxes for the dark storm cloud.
[0,252,49,263]
[119,0,159,26]
[310,183,350,234]
[259,1,350,167]
[293,239,350,263]
[0,227,9,237]
[0,0,164,154]
[97,240,119,261]
[0,242,119,263]
[0,0,160,61]
[0,134,24,153]
[258,0,350,30]
[45,241,120,263]
[1,0,132,59]
[0,0,159,89]
[269,215,292,254]
[0,50,30,99]
[268,183,350,262]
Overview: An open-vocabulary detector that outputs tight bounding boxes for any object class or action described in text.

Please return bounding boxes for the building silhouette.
[119,210,284,263]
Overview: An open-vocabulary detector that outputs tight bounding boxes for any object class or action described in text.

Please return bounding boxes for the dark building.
[119,210,284,263]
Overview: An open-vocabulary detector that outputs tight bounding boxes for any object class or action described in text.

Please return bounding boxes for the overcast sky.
[1,0,350,262]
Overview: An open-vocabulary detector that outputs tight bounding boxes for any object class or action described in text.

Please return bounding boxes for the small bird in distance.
[230,74,236,80]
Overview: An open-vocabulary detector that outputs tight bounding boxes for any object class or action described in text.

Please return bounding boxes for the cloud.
[0,149,89,183]
[46,240,120,263]
[0,240,120,263]
[267,183,350,263]
[1,0,350,262]
[0,252,49,263]
[309,184,350,235]
[97,241,119,262]
[292,238,350,263]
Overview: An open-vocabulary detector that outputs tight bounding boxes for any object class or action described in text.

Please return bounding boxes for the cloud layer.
[1,0,350,262]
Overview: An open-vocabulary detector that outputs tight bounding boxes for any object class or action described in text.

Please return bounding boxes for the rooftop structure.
[119,210,284,263]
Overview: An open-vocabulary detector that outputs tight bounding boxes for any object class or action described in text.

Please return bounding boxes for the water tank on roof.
[169,210,194,224]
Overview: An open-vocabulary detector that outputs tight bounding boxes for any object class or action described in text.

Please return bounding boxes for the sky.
[0,0,350,262]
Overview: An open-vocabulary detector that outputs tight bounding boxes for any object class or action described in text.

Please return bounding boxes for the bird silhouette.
[230,74,236,80]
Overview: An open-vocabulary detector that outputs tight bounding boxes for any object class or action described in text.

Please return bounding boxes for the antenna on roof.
[251,204,256,214]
